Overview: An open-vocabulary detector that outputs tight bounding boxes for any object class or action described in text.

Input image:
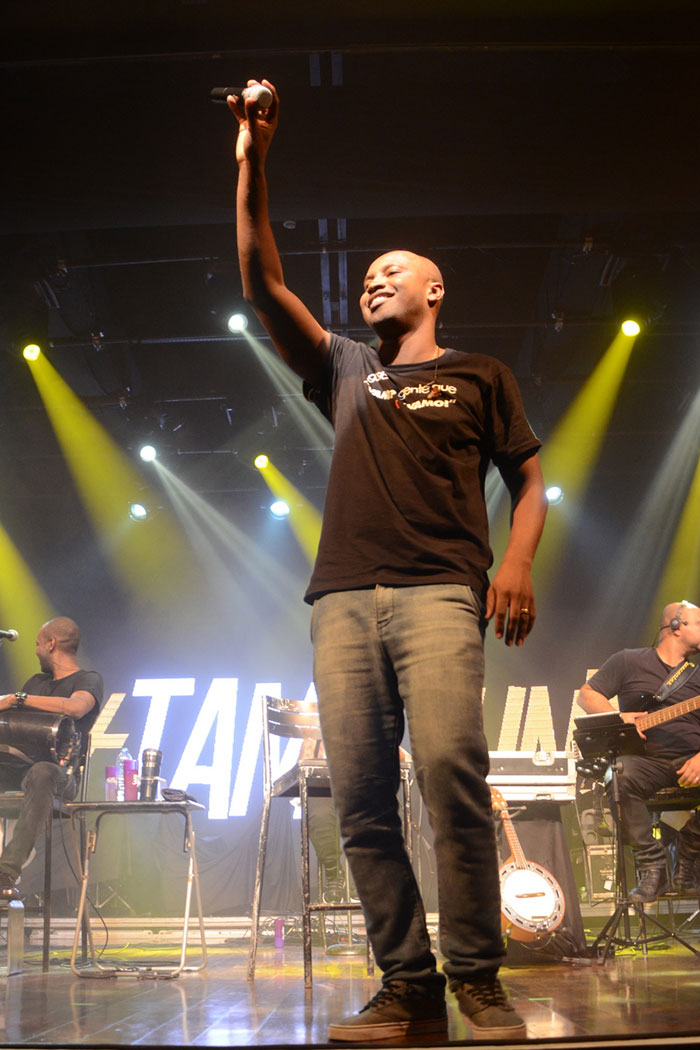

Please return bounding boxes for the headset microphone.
[666,600,689,632]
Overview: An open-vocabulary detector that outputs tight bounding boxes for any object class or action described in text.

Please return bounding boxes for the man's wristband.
[14,692,27,707]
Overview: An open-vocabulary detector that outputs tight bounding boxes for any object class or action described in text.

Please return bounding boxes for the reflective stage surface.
[2,917,700,1048]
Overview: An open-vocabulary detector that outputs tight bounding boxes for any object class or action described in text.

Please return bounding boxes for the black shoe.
[322,869,346,904]
[0,871,20,902]
[328,980,448,1043]
[449,973,527,1041]
[629,864,670,904]
[675,854,700,895]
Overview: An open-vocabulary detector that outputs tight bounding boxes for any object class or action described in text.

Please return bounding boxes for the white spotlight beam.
[242,331,334,467]
[595,384,700,639]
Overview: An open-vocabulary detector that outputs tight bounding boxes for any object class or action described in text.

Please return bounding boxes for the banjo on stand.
[490,785,566,942]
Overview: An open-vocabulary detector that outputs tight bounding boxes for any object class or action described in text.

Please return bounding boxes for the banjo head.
[499,859,565,939]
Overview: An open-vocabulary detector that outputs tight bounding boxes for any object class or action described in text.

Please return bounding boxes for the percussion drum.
[0,709,78,790]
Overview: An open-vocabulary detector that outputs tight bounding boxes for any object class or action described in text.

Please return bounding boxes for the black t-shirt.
[586,648,700,759]
[22,669,103,742]
[304,334,541,603]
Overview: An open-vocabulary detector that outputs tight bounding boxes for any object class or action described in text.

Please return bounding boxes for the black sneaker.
[629,864,670,904]
[675,854,700,895]
[322,869,346,903]
[328,980,448,1043]
[449,972,526,1040]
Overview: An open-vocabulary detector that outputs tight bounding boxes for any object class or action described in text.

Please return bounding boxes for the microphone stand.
[588,749,637,960]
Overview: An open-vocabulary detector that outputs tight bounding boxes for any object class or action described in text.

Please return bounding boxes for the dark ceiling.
[1,1,699,675]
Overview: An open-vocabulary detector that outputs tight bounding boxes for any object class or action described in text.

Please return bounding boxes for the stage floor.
[2,918,700,1048]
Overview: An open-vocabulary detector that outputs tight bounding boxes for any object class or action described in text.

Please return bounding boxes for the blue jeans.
[311,583,504,985]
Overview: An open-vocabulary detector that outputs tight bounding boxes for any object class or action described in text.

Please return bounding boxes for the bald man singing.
[0,617,103,899]
[230,80,547,1041]
[578,600,700,903]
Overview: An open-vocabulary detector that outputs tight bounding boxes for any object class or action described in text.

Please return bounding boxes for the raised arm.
[486,452,547,646]
[229,81,330,385]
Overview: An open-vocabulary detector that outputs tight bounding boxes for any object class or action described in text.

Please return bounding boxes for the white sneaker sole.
[328,1017,448,1043]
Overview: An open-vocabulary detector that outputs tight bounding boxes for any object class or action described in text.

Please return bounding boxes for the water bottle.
[116,745,132,802]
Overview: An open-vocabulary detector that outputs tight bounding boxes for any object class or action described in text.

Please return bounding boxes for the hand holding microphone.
[220,80,278,168]
[210,84,273,108]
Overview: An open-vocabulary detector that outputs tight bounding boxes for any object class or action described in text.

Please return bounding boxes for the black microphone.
[0,629,18,642]
[210,84,273,107]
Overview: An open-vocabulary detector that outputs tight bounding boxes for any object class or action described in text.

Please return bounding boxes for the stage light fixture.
[23,344,41,361]
[139,444,157,462]
[621,319,642,337]
[254,454,269,470]
[546,485,564,504]
[227,312,248,333]
[609,256,667,337]
[129,502,149,521]
[269,499,290,519]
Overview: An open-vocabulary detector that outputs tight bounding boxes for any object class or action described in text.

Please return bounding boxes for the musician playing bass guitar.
[0,617,102,900]
[577,600,700,903]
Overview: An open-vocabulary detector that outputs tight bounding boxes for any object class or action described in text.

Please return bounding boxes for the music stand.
[574,714,700,961]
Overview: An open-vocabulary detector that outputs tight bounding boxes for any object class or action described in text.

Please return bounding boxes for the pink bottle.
[123,758,139,801]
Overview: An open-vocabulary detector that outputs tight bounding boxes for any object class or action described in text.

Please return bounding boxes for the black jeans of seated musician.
[606,751,699,868]
[0,762,78,880]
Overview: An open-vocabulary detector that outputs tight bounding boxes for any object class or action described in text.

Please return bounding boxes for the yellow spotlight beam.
[490,330,638,572]
[256,459,322,565]
[542,330,637,505]
[26,352,200,612]
[532,329,637,575]
[0,523,54,680]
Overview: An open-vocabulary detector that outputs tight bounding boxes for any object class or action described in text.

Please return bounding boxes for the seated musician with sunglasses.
[0,617,103,900]
[577,600,700,903]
